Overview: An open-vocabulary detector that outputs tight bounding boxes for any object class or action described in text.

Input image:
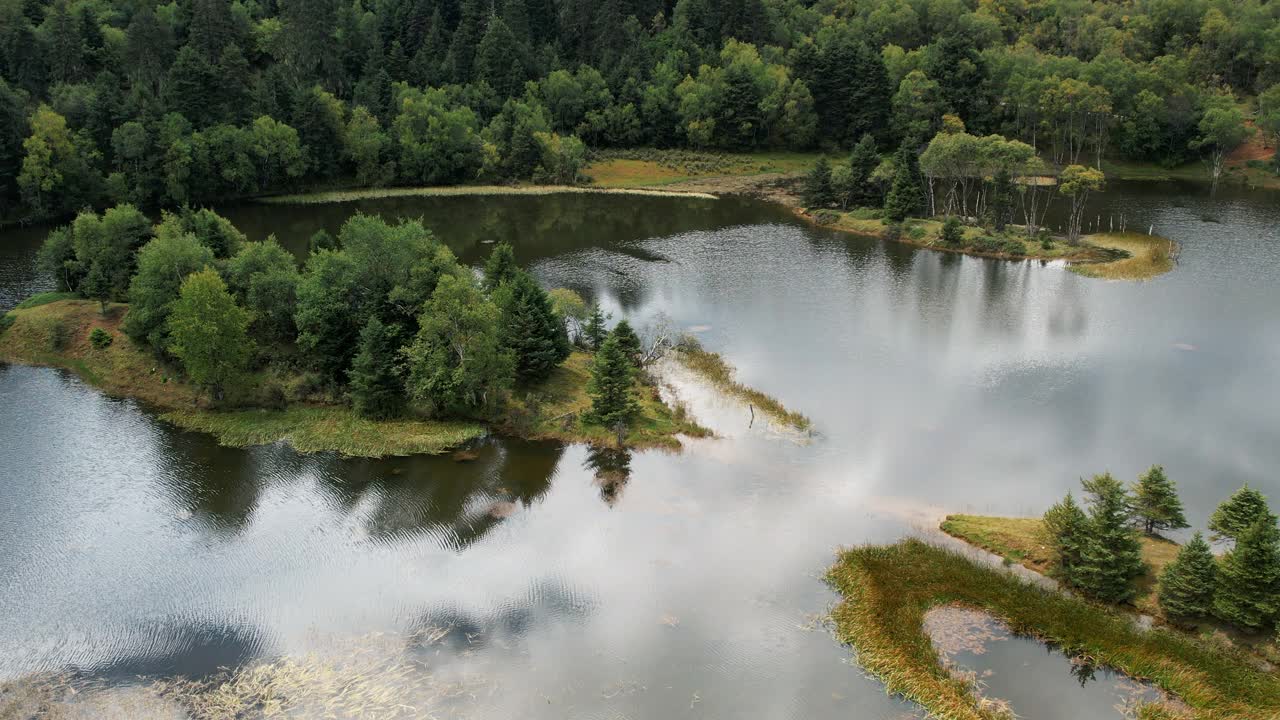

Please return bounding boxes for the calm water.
[2,183,1279,717]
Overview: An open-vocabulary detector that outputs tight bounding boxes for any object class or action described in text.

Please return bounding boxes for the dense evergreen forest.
[3,0,1280,223]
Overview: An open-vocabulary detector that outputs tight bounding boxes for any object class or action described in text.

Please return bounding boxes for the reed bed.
[826,539,1280,720]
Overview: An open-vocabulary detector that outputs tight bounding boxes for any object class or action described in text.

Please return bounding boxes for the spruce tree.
[847,133,881,206]
[884,148,920,222]
[1209,485,1276,542]
[1213,518,1280,630]
[1074,473,1146,603]
[498,270,571,382]
[484,241,518,292]
[588,333,637,429]
[1158,532,1217,620]
[348,316,405,419]
[583,304,608,350]
[802,157,833,208]
[611,319,642,366]
[1129,465,1189,535]
[1042,492,1088,585]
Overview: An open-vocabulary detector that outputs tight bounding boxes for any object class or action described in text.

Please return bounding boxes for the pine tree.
[1129,465,1189,535]
[1158,532,1217,620]
[611,319,642,366]
[846,133,881,206]
[1043,491,1088,585]
[884,147,921,222]
[1209,485,1276,542]
[1073,473,1146,603]
[348,316,405,419]
[165,44,219,127]
[475,17,522,99]
[498,270,571,382]
[584,304,608,350]
[802,157,833,208]
[1213,518,1280,630]
[483,241,518,292]
[588,333,638,429]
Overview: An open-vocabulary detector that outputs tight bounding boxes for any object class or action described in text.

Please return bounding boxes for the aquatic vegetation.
[674,338,811,432]
[1072,232,1178,280]
[826,539,1280,720]
[258,185,716,204]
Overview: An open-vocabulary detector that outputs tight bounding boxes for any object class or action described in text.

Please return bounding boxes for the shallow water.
[2,182,1279,717]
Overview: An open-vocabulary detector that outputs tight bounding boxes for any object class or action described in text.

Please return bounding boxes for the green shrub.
[906,224,926,240]
[848,207,884,220]
[974,236,1003,253]
[1002,239,1027,256]
[941,217,964,245]
[89,327,113,349]
[0,313,13,337]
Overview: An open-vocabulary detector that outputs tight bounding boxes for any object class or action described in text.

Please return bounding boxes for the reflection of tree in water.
[1069,655,1098,687]
[348,439,564,551]
[584,446,631,507]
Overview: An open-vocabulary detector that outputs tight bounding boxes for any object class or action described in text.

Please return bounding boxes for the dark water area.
[2,181,1279,717]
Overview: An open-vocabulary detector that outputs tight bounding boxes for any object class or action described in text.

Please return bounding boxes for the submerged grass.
[940,514,1180,615]
[258,184,717,204]
[674,339,811,432]
[827,539,1280,720]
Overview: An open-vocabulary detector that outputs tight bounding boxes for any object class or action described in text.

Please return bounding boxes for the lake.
[2,181,1279,718]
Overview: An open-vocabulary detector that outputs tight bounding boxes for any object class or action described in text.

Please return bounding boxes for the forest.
[2,0,1280,224]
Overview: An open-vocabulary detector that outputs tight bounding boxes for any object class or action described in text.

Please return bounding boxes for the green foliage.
[1213,518,1280,630]
[610,320,642,366]
[168,268,254,399]
[348,317,405,420]
[1129,466,1189,535]
[226,239,299,347]
[883,148,920,222]
[588,332,637,430]
[404,274,513,417]
[89,327,112,349]
[123,226,216,352]
[1158,532,1217,620]
[940,217,963,245]
[294,249,361,382]
[483,242,518,292]
[802,157,833,208]
[1043,492,1088,585]
[583,304,609,351]
[1074,473,1146,603]
[1209,485,1276,542]
[496,270,571,383]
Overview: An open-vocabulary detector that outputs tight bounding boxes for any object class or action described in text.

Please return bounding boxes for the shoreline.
[0,299,708,458]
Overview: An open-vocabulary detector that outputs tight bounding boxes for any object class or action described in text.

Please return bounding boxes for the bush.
[974,237,1003,253]
[1002,239,1026,256]
[848,207,884,220]
[89,327,113,349]
[941,217,964,245]
[906,224,926,240]
[0,313,13,337]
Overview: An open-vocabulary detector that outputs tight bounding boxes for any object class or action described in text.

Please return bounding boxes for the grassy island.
[827,539,1280,720]
[0,298,705,457]
[673,338,811,432]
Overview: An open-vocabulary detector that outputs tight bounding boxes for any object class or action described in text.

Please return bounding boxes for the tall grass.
[827,539,1280,720]
[258,185,716,204]
[1072,232,1178,280]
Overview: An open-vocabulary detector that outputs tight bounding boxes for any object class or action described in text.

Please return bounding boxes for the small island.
[0,206,711,457]
[828,468,1280,719]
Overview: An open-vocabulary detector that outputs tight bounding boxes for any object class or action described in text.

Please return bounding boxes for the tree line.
[37,203,651,433]
[4,0,1280,223]
[1043,466,1280,634]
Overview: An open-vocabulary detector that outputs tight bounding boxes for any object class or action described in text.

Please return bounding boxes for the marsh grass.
[826,539,1280,720]
[584,149,819,188]
[674,339,811,432]
[162,407,486,457]
[499,351,710,450]
[1072,232,1178,280]
[258,184,716,204]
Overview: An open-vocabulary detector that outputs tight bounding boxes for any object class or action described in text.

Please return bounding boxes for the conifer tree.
[1158,532,1217,620]
[497,270,571,382]
[846,133,881,206]
[1074,473,1146,603]
[588,332,637,429]
[348,316,405,419]
[1042,491,1088,585]
[611,319,642,366]
[802,156,833,208]
[583,304,608,350]
[1209,485,1276,542]
[483,241,518,292]
[884,147,921,222]
[1129,465,1189,535]
[1213,518,1280,630]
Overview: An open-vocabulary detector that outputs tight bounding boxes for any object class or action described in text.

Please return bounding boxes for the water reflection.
[585,446,632,506]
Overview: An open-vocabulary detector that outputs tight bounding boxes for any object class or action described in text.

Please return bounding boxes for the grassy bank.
[583,149,819,188]
[674,340,811,432]
[940,514,1179,614]
[0,300,703,457]
[257,184,717,204]
[1073,232,1177,280]
[827,539,1280,720]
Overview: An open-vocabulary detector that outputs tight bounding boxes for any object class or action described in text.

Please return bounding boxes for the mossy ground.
[499,351,710,450]
[1,301,703,457]
[939,514,1179,615]
[827,539,1280,720]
